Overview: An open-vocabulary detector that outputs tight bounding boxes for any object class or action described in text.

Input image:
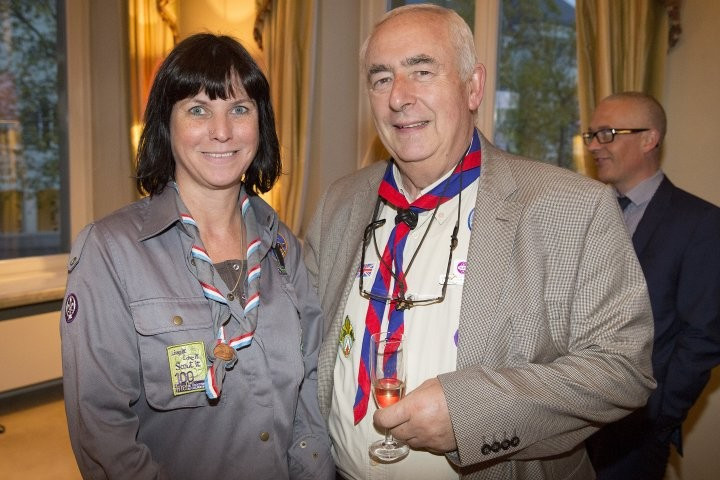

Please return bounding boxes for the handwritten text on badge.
[167,341,207,396]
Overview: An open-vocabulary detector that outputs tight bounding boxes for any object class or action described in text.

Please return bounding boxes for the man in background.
[584,91,720,480]
[305,6,655,479]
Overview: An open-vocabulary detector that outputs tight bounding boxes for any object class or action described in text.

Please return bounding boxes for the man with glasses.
[304,6,655,479]
[584,91,720,480]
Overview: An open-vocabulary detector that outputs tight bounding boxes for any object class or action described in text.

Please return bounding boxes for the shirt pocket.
[259,278,304,384]
[131,297,213,410]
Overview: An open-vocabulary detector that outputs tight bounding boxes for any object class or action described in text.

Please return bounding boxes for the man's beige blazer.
[304,133,655,479]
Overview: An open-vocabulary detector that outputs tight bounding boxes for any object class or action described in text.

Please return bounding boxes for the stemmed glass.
[368,331,410,461]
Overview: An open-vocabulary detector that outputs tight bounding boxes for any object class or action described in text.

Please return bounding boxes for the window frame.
[0,0,93,310]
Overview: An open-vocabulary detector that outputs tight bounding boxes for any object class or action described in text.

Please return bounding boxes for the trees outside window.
[495,0,578,169]
[0,0,66,259]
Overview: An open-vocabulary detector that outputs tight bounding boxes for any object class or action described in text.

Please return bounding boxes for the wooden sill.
[0,255,68,310]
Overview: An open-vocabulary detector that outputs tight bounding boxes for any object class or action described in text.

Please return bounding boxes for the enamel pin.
[339,315,355,358]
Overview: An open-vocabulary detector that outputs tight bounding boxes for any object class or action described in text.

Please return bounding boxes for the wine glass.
[368,331,410,462]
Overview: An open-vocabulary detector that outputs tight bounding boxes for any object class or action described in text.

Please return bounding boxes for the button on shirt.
[330,164,478,480]
[618,170,664,235]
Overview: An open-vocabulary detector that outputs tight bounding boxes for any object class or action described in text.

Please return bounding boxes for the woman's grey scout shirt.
[60,187,332,479]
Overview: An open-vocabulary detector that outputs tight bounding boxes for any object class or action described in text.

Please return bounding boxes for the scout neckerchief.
[171,182,262,400]
[353,129,482,424]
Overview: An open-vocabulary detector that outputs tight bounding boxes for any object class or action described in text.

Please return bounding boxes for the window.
[0,0,68,260]
[494,0,578,169]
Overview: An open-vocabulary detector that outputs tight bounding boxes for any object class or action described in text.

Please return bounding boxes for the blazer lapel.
[458,138,523,367]
[318,166,383,417]
[632,177,673,255]
[327,175,379,330]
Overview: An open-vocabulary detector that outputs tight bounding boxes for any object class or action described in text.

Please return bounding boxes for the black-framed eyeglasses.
[358,200,459,312]
[582,128,649,146]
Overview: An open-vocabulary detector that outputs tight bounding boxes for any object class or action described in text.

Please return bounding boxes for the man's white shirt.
[330,165,478,480]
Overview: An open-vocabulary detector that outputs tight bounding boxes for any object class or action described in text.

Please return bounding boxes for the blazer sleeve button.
[501,439,510,450]
[511,436,520,447]
[481,444,491,455]
[491,441,501,452]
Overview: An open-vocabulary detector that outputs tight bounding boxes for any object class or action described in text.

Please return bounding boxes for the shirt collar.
[391,164,456,202]
[390,129,478,202]
[138,183,279,247]
[620,170,664,207]
[138,186,181,241]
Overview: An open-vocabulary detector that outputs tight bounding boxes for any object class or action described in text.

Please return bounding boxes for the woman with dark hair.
[60,33,333,479]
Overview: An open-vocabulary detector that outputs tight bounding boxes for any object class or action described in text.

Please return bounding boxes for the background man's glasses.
[582,128,649,146]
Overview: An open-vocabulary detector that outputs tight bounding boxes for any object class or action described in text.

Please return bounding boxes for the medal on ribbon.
[173,183,263,400]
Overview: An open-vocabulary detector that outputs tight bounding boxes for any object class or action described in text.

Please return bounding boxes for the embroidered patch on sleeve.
[64,294,78,323]
[167,341,207,396]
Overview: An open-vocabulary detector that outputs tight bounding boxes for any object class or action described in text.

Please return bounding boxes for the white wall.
[0,312,62,391]
[663,2,720,207]
[662,2,720,479]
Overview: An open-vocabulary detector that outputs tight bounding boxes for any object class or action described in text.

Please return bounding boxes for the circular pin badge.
[65,294,78,323]
[467,208,475,230]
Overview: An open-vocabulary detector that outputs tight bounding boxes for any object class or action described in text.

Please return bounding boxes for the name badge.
[438,259,467,285]
[167,341,207,396]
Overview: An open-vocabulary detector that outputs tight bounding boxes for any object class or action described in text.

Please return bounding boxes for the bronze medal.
[213,342,236,361]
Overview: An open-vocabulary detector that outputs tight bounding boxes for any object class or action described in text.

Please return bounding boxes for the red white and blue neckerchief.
[172,182,262,400]
[352,129,482,424]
